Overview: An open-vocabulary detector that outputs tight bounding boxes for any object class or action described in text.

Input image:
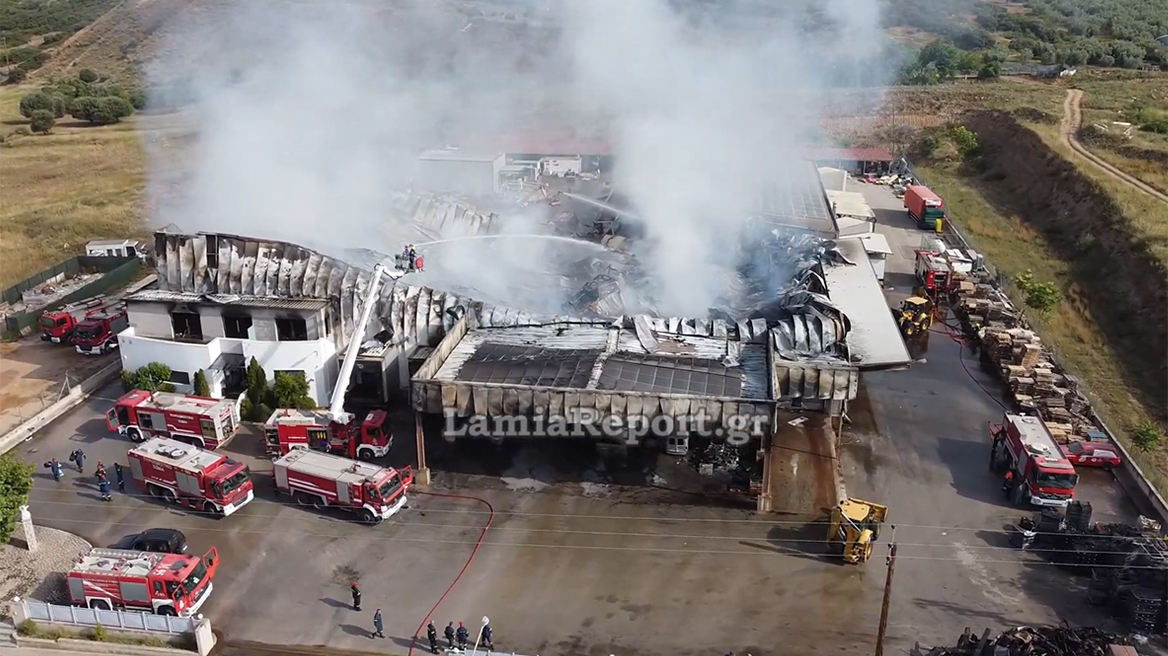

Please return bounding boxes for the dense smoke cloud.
[144,0,891,318]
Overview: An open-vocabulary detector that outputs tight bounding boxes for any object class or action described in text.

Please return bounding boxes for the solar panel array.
[595,354,744,398]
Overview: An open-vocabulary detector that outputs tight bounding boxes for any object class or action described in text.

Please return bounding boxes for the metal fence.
[2,256,140,338]
[22,599,196,635]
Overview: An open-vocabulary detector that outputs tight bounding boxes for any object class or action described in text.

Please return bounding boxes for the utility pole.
[874,530,897,656]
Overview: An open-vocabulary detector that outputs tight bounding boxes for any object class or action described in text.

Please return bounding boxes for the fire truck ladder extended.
[328,263,404,426]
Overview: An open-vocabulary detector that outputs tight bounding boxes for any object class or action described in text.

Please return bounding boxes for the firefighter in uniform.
[456,622,469,650]
[350,581,361,611]
[426,622,439,653]
[444,622,455,649]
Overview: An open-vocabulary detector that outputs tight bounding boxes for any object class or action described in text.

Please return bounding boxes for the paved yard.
[0,339,116,435]
[12,367,1138,656]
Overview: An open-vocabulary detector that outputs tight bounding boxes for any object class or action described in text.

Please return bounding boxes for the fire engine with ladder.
[128,436,255,516]
[265,259,412,460]
[990,413,1079,508]
[106,390,242,450]
[40,296,125,344]
[65,546,219,616]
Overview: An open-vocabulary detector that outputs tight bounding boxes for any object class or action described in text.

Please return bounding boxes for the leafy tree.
[69,95,134,125]
[270,372,315,410]
[5,68,27,84]
[18,93,55,119]
[245,357,268,408]
[1013,270,1063,317]
[1132,422,1165,453]
[977,61,1002,80]
[29,110,54,135]
[193,370,211,397]
[948,125,979,158]
[121,362,176,392]
[0,454,36,544]
[78,69,99,84]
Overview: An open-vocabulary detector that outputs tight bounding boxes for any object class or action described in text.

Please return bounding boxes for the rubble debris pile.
[951,272,1104,444]
[1022,509,1168,634]
[911,625,1132,656]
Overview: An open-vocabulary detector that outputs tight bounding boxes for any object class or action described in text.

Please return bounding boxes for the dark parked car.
[111,528,188,554]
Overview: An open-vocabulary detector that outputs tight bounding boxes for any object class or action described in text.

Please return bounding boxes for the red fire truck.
[990,414,1079,508]
[128,437,255,516]
[73,305,129,355]
[40,296,124,344]
[106,390,242,450]
[264,408,393,461]
[273,449,413,524]
[65,546,219,616]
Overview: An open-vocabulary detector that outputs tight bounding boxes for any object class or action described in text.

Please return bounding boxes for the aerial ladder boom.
[327,263,404,425]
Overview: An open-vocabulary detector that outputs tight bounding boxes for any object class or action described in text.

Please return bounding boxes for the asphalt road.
[843,181,1139,652]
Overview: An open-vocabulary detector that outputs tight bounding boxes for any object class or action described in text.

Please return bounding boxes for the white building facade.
[117,290,340,406]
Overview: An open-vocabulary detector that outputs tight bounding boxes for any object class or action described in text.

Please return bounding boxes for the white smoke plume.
[143,0,891,318]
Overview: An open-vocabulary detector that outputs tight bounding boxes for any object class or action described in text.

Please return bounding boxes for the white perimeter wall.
[118,327,339,406]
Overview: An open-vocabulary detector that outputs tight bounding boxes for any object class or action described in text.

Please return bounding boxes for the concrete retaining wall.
[10,598,215,656]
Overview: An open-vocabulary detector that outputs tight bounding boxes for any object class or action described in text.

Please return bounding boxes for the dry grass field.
[0,84,149,289]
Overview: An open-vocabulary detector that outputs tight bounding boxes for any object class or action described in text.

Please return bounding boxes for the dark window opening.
[206,236,219,269]
[223,315,253,339]
[169,371,191,386]
[171,312,203,340]
[276,317,309,341]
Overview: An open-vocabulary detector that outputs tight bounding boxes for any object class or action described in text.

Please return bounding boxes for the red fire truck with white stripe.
[106,390,242,450]
[264,408,393,461]
[128,437,255,516]
[990,413,1079,508]
[41,296,125,344]
[65,546,219,616]
[274,449,413,524]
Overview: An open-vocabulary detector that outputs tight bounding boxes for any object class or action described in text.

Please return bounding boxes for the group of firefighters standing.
[43,449,124,502]
[351,581,494,652]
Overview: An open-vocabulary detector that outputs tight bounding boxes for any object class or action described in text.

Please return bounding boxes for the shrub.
[19,93,56,119]
[92,623,108,642]
[193,370,211,397]
[78,69,99,83]
[6,68,27,84]
[1140,119,1168,135]
[16,620,37,637]
[1132,422,1165,453]
[271,371,315,409]
[68,95,134,125]
[1013,270,1063,317]
[947,125,979,158]
[29,110,55,134]
[123,362,174,392]
[0,455,36,544]
[12,126,31,137]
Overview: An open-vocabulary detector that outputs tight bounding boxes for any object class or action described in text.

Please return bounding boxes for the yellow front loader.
[826,497,888,564]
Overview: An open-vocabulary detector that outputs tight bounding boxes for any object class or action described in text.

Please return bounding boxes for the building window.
[223,315,253,339]
[169,371,191,386]
[205,236,219,269]
[276,317,309,341]
[171,312,203,340]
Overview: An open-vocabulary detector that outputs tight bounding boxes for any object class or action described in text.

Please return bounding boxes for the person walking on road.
[114,463,125,491]
[371,609,384,639]
[99,477,112,502]
[69,449,85,473]
[481,622,493,651]
[350,581,361,611]
[95,461,106,482]
[444,622,455,649]
[456,622,469,650]
[426,622,439,654]
[45,458,63,482]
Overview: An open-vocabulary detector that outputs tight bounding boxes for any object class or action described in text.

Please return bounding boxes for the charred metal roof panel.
[822,238,911,369]
[596,354,743,398]
[126,289,330,311]
[457,344,601,387]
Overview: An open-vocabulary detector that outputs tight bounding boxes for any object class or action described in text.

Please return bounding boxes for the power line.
[26,511,1168,569]
[27,490,1131,534]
